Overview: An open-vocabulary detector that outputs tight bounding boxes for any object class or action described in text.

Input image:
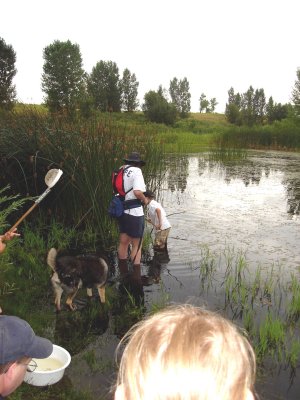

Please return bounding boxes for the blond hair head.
[115,304,256,400]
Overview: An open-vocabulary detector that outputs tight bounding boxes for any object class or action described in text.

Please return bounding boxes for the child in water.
[144,190,171,251]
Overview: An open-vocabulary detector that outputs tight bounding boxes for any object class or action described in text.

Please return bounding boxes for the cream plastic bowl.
[24,344,71,386]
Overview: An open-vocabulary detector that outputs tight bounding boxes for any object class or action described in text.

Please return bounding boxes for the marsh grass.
[208,147,248,161]
[195,246,300,371]
[258,314,285,360]
[287,274,300,321]
[0,108,164,250]
[287,340,300,369]
[216,118,300,151]
[160,131,214,153]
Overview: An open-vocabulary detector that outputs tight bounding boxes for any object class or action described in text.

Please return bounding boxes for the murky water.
[66,150,300,400]
[159,151,300,269]
[143,150,300,400]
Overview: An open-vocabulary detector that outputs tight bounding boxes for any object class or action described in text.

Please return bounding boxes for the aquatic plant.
[287,274,300,321]
[193,246,300,372]
[0,108,165,250]
[257,313,285,360]
[216,118,300,151]
[286,339,300,369]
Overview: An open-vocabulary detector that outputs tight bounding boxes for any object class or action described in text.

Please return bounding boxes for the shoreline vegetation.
[0,106,300,398]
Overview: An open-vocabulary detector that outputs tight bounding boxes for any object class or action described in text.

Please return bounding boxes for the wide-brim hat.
[123,152,145,166]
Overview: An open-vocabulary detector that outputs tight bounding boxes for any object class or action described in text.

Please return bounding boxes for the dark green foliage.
[209,98,218,112]
[0,186,29,230]
[169,77,191,118]
[0,37,17,110]
[42,40,86,115]
[199,93,210,113]
[266,97,289,123]
[120,68,139,112]
[225,102,241,125]
[199,93,218,113]
[143,89,177,125]
[225,86,289,126]
[88,60,121,112]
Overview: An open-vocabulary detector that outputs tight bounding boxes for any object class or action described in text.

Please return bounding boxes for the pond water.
[158,150,300,271]
[144,150,300,400]
[65,150,300,400]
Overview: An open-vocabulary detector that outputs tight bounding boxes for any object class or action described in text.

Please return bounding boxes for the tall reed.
[0,108,164,249]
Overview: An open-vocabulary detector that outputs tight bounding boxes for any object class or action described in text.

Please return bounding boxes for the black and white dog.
[47,248,108,311]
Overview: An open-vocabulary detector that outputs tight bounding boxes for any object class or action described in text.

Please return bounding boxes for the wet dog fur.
[47,248,108,311]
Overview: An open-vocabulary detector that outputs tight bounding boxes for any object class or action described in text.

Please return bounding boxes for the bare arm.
[155,208,162,230]
[133,189,147,204]
[0,228,20,254]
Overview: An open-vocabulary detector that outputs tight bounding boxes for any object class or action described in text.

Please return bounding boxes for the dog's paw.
[68,303,77,311]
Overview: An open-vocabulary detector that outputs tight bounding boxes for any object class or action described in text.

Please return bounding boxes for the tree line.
[225,86,291,126]
[1,37,299,126]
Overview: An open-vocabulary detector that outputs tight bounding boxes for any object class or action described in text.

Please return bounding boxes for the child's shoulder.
[150,199,161,208]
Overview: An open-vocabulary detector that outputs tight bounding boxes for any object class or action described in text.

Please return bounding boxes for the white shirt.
[147,199,171,230]
[123,165,146,216]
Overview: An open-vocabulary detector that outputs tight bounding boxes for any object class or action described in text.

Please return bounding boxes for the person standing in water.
[117,152,147,285]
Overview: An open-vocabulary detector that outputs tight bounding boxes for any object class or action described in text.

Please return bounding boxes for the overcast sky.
[2,0,299,113]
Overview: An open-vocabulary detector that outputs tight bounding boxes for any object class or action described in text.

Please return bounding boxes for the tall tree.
[169,78,180,110]
[88,60,121,112]
[199,93,209,113]
[291,68,300,114]
[42,40,85,114]
[253,88,266,124]
[0,37,17,110]
[120,68,139,112]
[169,77,191,118]
[241,85,255,126]
[266,97,288,123]
[143,88,177,125]
[210,98,218,112]
[225,87,242,124]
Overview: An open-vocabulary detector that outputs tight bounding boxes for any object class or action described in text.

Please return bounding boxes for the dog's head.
[56,256,82,288]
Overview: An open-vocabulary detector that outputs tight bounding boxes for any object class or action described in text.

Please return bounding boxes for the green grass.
[196,245,300,370]
[0,108,165,250]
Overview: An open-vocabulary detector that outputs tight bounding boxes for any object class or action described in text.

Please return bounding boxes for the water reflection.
[54,302,109,355]
[284,178,300,216]
[144,248,171,285]
[166,155,189,193]
[158,150,300,274]
[166,151,300,216]
[148,151,300,399]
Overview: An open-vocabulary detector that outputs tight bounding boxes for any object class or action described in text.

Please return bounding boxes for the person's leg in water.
[118,233,131,278]
[118,234,143,282]
[118,214,144,283]
[130,237,143,284]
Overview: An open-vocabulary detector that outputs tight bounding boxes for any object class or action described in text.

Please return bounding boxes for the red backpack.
[112,166,132,197]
